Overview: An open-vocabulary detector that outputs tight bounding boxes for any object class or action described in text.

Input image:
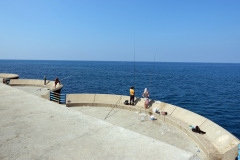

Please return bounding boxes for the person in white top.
[142,88,149,109]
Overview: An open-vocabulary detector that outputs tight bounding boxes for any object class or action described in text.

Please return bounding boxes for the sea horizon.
[1,59,240,64]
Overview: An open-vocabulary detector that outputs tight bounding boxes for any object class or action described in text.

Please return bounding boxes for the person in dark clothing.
[55,77,60,88]
[192,126,206,134]
[44,76,46,85]
[129,86,135,105]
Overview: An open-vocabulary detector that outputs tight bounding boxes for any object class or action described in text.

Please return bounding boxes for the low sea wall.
[66,93,240,160]
[0,73,19,83]
[9,79,63,92]
[0,73,19,79]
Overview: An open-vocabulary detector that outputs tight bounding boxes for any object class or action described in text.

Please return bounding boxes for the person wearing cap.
[129,86,135,105]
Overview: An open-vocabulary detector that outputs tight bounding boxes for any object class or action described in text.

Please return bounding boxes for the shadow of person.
[147,99,155,109]
[134,97,141,105]
[148,99,155,108]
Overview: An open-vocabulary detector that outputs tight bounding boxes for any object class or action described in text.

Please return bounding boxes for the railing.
[3,78,10,84]
[50,91,66,104]
[238,144,240,160]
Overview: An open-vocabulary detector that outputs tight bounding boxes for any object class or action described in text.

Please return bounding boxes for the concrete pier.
[9,79,63,92]
[1,75,239,160]
[0,83,195,160]
[66,94,240,160]
[0,73,19,84]
[0,73,19,79]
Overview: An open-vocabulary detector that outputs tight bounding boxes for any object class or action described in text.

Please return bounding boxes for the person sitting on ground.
[142,88,149,109]
[55,77,60,88]
[152,107,168,115]
[129,86,135,105]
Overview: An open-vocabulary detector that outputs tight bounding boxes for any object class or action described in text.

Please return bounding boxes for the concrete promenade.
[0,83,195,160]
[66,94,240,160]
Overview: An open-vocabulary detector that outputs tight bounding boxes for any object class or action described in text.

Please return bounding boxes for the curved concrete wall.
[66,93,240,160]
[0,73,19,79]
[9,79,63,92]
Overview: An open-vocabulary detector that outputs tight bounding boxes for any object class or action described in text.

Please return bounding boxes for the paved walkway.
[71,106,205,159]
[0,83,194,160]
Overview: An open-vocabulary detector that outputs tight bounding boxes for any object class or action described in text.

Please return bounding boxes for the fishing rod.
[104,96,122,120]
[105,34,136,120]
[148,50,157,92]
[36,72,80,91]
[134,33,136,87]
[104,104,116,120]
[60,72,80,82]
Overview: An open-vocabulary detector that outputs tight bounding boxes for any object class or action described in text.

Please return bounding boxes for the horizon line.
[0,59,239,64]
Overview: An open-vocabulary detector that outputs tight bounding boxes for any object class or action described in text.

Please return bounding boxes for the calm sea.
[0,60,239,139]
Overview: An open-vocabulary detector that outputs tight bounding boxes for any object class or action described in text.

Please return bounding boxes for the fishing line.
[134,33,136,87]
[148,49,157,92]
[104,96,122,120]
[60,72,80,82]
[36,72,80,91]
[106,34,135,120]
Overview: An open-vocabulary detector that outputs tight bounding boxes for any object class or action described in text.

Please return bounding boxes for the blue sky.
[0,0,239,63]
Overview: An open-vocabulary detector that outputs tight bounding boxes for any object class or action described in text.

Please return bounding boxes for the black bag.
[124,100,129,105]
[192,126,206,134]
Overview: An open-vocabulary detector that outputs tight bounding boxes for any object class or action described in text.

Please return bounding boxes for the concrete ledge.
[93,94,122,107]
[0,73,19,79]
[151,102,176,115]
[201,119,239,159]
[41,92,50,100]
[9,79,63,92]
[66,94,95,107]
[120,96,143,107]
[171,107,207,127]
[164,115,219,159]
[66,93,240,160]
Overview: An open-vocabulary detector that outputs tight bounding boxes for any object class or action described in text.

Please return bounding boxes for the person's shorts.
[144,98,149,104]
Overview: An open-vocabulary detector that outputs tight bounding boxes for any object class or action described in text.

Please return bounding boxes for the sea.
[0,60,239,139]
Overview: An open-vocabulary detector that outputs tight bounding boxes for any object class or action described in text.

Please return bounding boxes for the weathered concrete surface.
[71,106,207,160]
[66,93,240,160]
[66,94,95,107]
[151,102,177,115]
[120,95,146,111]
[171,107,207,126]
[0,73,19,79]
[0,83,194,160]
[14,86,50,97]
[167,106,239,160]
[200,119,239,159]
[164,115,220,159]
[93,94,122,107]
[9,79,63,92]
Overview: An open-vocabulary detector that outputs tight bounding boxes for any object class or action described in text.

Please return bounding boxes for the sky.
[0,0,239,63]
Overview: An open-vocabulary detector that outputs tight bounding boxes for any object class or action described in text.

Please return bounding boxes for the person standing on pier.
[44,76,46,85]
[142,88,149,109]
[130,86,135,105]
[55,77,60,88]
